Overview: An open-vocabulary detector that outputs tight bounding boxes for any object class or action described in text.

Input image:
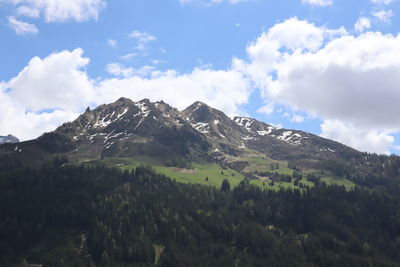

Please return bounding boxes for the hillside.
[1,98,400,192]
[1,164,400,266]
[1,98,400,266]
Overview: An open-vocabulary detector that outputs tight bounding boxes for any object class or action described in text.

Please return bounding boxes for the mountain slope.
[1,97,399,192]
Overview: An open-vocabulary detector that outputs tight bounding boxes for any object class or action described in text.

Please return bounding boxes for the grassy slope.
[321,176,355,190]
[75,154,355,191]
[82,157,244,189]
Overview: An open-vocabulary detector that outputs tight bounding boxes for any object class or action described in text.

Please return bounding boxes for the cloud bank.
[3,18,400,154]
[235,18,400,154]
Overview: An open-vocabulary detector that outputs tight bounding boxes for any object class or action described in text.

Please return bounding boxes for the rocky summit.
[0,134,19,144]
[47,97,359,166]
[1,97,394,189]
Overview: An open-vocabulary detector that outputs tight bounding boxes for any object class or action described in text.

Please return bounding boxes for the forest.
[1,162,400,266]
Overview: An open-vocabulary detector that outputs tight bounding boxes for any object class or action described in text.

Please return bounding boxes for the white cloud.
[8,16,38,35]
[372,9,394,23]
[129,30,156,51]
[97,68,251,115]
[354,17,371,32]
[105,63,156,78]
[234,17,347,90]
[7,48,94,112]
[371,0,396,4]
[302,0,333,6]
[321,120,394,154]
[0,88,79,140]
[107,39,117,48]
[16,6,40,18]
[120,53,138,60]
[267,32,400,131]
[257,104,274,115]
[152,59,167,65]
[290,114,305,123]
[1,48,251,141]
[236,18,400,153]
[4,0,105,23]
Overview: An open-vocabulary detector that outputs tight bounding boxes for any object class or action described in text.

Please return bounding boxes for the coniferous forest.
[1,163,400,266]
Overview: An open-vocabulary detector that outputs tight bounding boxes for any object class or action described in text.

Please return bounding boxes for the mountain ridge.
[2,97,399,193]
[0,97,362,167]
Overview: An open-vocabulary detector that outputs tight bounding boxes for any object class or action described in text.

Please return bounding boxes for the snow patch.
[234,117,254,131]
[276,131,304,146]
[191,122,210,134]
[243,135,256,141]
[239,142,246,149]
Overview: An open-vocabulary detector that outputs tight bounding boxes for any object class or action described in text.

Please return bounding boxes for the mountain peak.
[192,101,208,106]
[0,134,19,144]
[183,101,218,123]
[47,97,360,170]
[116,97,133,103]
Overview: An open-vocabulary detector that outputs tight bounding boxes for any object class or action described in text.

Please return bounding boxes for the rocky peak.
[46,97,358,165]
[0,135,19,144]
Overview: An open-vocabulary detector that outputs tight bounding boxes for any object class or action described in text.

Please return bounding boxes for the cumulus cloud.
[97,68,250,115]
[321,120,394,154]
[4,17,400,154]
[4,0,105,23]
[7,48,94,112]
[0,89,79,140]
[354,17,371,32]
[268,32,400,130]
[8,16,38,35]
[301,0,333,6]
[1,48,251,141]
[236,17,400,153]
[234,17,347,89]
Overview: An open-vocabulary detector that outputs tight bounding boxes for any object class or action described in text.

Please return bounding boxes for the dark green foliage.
[1,165,400,266]
[220,179,230,192]
[38,132,75,153]
[164,157,191,168]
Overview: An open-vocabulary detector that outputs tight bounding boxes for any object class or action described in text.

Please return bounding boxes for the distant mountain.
[1,97,400,192]
[2,98,400,267]
[0,134,19,144]
[47,97,359,166]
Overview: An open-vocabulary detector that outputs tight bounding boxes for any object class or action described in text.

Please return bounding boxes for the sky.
[1,0,400,155]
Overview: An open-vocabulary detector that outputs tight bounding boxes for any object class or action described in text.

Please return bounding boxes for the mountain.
[2,98,400,266]
[1,97,399,191]
[0,134,19,144]
[54,97,361,169]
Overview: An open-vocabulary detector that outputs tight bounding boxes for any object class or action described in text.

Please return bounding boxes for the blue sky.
[1,0,400,154]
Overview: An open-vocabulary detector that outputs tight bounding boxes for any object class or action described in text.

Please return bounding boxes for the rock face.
[55,98,211,160]
[0,135,19,144]
[0,97,362,170]
[48,97,359,168]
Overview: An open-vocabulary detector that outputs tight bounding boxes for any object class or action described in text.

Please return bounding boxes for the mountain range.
[2,97,400,266]
[1,97,399,190]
